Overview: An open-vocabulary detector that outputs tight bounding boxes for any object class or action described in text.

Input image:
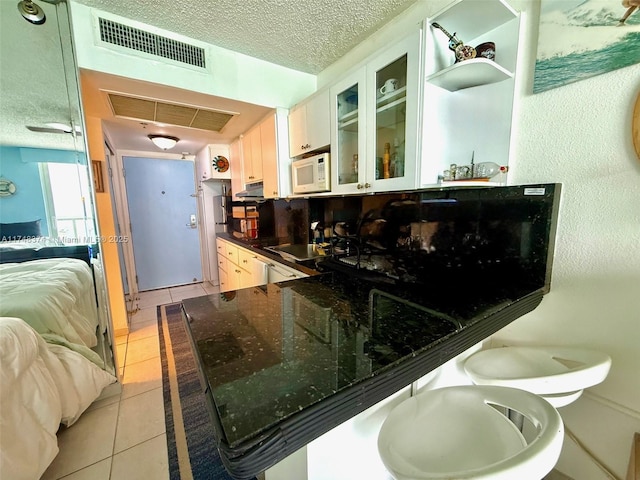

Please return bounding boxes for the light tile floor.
[41,282,218,480]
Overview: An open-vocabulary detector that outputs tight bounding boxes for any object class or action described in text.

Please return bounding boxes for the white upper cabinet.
[234,109,290,199]
[262,108,291,199]
[330,28,422,194]
[229,138,244,201]
[330,69,366,194]
[241,126,263,184]
[289,89,330,158]
[420,0,520,187]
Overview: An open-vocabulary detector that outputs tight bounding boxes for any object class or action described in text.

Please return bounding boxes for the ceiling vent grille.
[98,18,206,68]
[107,93,236,133]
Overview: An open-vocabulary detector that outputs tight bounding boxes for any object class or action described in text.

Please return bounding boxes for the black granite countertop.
[181,269,545,479]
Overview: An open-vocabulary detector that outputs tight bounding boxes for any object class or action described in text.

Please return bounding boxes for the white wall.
[493,1,640,478]
[319,0,640,478]
[69,2,316,109]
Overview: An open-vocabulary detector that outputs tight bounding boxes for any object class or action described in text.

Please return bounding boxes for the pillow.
[0,220,42,241]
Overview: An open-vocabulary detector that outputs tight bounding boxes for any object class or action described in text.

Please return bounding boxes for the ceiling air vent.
[107,93,236,133]
[98,17,206,68]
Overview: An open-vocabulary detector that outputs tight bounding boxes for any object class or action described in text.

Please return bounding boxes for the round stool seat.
[464,346,611,407]
[378,385,563,480]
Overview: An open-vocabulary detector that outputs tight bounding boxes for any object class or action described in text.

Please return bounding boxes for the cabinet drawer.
[237,248,257,270]
[225,243,239,264]
[217,254,228,272]
[216,238,227,256]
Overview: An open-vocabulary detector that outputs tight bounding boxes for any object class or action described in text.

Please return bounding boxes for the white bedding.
[0,258,99,347]
[0,317,116,480]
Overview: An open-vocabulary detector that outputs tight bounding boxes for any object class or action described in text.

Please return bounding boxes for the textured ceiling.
[1,0,421,154]
[0,0,81,151]
[72,0,420,74]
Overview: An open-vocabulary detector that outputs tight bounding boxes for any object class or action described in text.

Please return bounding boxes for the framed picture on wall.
[534,0,640,94]
[92,160,105,193]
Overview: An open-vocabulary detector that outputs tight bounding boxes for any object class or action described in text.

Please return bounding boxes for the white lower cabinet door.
[251,257,270,286]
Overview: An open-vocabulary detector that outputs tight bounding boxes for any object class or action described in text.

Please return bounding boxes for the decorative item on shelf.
[212,155,230,173]
[382,143,391,179]
[441,161,508,182]
[391,138,405,177]
[475,42,496,61]
[431,22,476,62]
[473,161,504,179]
[353,153,358,175]
[379,78,399,96]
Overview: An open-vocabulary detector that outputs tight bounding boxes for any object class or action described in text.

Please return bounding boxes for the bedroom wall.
[0,146,49,236]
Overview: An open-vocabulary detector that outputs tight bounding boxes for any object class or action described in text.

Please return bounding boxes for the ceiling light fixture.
[148,134,179,150]
[17,0,46,25]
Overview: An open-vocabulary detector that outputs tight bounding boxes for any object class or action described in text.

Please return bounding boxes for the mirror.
[0,0,97,243]
[0,0,114,374]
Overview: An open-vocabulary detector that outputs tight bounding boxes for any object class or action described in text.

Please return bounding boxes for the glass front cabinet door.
[330,70,366,194]
[331,29,421,194]
[366,29,421,192]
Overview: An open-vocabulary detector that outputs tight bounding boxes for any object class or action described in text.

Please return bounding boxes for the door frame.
[109,149,201,310]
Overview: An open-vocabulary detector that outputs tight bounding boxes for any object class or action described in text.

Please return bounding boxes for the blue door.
[123,156,202,291]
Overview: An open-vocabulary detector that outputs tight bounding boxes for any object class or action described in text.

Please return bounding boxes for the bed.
[0,230,117,479]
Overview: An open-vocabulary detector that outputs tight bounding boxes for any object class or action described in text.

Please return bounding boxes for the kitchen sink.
[264,244,328,262]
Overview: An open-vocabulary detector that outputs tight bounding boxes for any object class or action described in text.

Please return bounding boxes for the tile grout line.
[110,302,166,478]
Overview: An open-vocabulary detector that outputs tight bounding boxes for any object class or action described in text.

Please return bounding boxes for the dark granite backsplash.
[232,184,560,295]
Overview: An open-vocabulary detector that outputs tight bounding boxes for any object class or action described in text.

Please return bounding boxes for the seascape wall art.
[534,0,640,94]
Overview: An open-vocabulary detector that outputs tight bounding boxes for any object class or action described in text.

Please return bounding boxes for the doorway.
[123,155,202,291]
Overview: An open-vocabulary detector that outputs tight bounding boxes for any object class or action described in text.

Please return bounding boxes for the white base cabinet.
[216,238,307,292]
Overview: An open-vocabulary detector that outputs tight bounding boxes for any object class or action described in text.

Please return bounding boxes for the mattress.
[0,258,99,347]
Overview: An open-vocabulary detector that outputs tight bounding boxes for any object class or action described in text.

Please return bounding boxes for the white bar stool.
[463,346,612,408]
[377,385,563,480]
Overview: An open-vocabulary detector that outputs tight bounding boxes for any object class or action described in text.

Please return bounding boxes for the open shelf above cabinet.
[430,0,517,41]
[426,58,513,91]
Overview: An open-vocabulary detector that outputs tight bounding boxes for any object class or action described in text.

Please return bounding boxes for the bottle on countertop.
[473,161,504,179]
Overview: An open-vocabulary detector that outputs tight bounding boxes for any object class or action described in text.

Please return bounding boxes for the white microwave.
[292,153,330,194]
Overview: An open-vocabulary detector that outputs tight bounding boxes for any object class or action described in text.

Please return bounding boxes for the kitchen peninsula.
[182,184,561,479]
